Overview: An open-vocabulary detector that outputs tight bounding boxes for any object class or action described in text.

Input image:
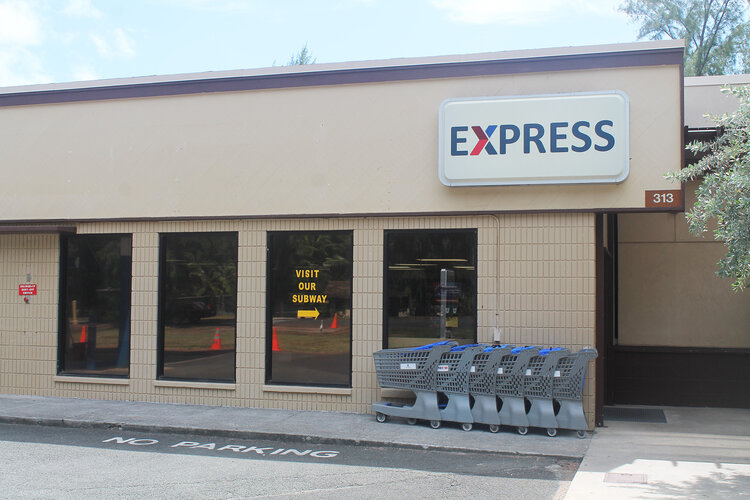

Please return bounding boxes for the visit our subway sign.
[438,91,629,186]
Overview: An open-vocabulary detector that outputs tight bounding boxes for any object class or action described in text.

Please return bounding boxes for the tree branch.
[698,0,732,74]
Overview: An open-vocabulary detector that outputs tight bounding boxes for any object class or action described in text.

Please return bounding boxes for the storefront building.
[1,40,746,427]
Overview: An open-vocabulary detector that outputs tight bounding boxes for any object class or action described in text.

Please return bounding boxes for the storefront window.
[58,234,132,377]
[267,231,352,387]
[384,229,477,348]
[158,233,237,382]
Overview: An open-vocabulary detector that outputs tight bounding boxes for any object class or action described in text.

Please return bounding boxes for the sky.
[0,0,645,88]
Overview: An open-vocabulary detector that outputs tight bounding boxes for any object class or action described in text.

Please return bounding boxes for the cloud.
[166,0,254,11]
[0,48,50,86]
[64,0,103,19]
[0,1,50,86]
[114,28,135,57]
[90,33,108,56]
[72,65,99,81]
[0,1,43,45]
[432,0,623,25]
[90,28,136,59]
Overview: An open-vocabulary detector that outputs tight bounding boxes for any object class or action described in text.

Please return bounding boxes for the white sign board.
[439,92,629,186]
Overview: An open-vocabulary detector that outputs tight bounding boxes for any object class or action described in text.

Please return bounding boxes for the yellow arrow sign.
[297,308,320,320]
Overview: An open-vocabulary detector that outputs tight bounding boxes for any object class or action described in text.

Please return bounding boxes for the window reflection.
[59,234,132,377]
[267,231,352,387]
[384,230,477,348]
[159,233,237,382]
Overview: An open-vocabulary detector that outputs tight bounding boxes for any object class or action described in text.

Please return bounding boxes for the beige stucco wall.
[0,65,680,221]
[685,74,750,128]
[618,182,750,348]
[0,213,596,425]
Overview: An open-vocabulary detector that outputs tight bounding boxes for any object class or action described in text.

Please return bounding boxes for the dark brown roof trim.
[0,47,684,108]
[0,225,76,234]
[0,204,684,227]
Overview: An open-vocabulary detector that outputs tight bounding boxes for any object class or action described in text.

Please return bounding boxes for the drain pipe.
[490,214,503,344]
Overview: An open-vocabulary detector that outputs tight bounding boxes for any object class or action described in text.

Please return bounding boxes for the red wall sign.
[18,284,37,296]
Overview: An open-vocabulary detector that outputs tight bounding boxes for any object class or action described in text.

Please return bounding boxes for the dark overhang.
[684,126,721,165]
[0,225,76,234]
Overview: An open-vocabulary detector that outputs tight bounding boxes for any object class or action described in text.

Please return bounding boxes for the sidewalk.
[1,394,749,498]
[565,406,750,499]
[0,394,588,458]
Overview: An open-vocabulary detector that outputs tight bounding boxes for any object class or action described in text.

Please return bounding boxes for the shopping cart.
[434,344,486,431]
[495,346,540,435]
[524,347,571,436]
[371,340,456,426]
[552,348,598,438]
[468,344,514,433]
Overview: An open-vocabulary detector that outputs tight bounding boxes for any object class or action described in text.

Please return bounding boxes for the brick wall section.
[0,213,596,426]
[0,234,59,395]
[496,213,597,422]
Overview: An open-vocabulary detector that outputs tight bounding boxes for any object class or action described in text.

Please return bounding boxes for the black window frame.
[265,230,354,388]
[382,228,478,349]
[57,233,133,378]
[157,231,239,383]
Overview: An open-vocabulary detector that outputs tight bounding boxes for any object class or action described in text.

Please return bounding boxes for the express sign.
[438,92,629,186]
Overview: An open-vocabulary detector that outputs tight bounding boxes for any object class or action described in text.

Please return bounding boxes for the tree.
[667,85,750,290]
[286,43,316,66]
[620,0,749,75]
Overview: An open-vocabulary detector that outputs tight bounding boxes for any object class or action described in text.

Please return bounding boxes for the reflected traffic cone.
[79,325,87,343]
[272,327,281,352]
[211,328,221,350]
[330,314,338,329]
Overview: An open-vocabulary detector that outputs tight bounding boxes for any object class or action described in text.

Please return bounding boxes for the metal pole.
[440,268,447,339]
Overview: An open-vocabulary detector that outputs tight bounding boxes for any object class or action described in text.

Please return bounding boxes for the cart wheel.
[407,418,417,425]
[576,430,587,439]
[546,428,558,437]
[430,420,441,429]
[489,424,500,433]
[517,426,528,435]
[375,412,387,423]
[461,423,473,432]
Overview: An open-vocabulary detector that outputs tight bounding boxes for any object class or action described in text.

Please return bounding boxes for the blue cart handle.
[409,340,455,351]
[483,344,513,352]
[511,346,539,354]
[539,347,567,355]
[450,343,483,352]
